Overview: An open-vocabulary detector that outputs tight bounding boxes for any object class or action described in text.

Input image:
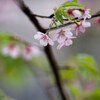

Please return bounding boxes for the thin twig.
[45,12,100,30]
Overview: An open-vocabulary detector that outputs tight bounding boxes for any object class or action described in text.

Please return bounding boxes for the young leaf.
[62,2,84,8]
[54,22,59,29]
[54,11,63,24]
[73,0,77,2]
[76,54,98,74]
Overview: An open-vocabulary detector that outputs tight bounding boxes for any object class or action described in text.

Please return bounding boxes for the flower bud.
[72,10,82,18]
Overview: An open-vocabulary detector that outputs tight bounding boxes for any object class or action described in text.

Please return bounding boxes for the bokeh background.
[0,0,100,100]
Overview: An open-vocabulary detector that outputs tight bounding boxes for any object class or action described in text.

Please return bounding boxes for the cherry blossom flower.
[56,31,76,50]
[22,45,40,60]
[52,28,73,43]
[67,8,91,21]
[67,9,82,18]
[2,43,20,58]
[34,32,54,46]
[73,21,91,36]
[57,39,73,50]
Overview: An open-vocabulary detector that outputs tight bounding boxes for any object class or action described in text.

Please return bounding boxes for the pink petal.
[57,42,64,50]
[79,26,85,33]
[82,21,91,27]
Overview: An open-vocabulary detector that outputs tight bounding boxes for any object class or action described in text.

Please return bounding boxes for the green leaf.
[67,54,98,80]
[60,69,76,80]
[54,11,63,24]
[0,91,4,100]
[61,10,68,19]
[76,54,98,74]
[0,90,15,100]
[91,88,100,100]
[73,0,77,2]
[68,85,81,98]
[62,2,84,8]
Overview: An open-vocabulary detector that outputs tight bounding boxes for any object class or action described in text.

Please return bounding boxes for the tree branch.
[30,13,54,19]
[45,11,100,31]
[14,0,68,100]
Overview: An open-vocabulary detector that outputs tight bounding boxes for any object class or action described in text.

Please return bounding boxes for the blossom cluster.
[34,8,91,50]
[1,43,41,60]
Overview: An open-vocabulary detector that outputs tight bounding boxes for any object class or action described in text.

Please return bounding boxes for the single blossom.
[2,43,20,58]
[53,28,73,43]
[22,45,40,60]
[81,8,91,20]
[57,32,76,50]
[34,32,54,46]
[73,21,91,36]
[67,8,91,21]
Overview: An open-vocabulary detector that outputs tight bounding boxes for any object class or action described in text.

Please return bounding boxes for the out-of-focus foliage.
[0,31,50,87]
[59,54,100,100]
[0,90,15,100]
[0,31,100,100]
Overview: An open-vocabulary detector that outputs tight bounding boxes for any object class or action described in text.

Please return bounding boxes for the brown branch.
[44,45,67,100]
[14,0,46,32]
[31,13,54,19]
[14,0,68,100]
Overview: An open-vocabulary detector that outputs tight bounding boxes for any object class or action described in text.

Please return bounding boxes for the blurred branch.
[11,33,43,50]
[14,0,68,100]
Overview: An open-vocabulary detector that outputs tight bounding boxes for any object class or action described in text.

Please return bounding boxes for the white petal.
[52,33,59,41]
[57,35,66,43]
[10,47,20,58]
[34,34,42,40]
[65,32,73,38]
[40,39,48,46]
[48,38,54,46]
[82,21,91,27]
[65,39,73,46]
[1,47,9,56]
